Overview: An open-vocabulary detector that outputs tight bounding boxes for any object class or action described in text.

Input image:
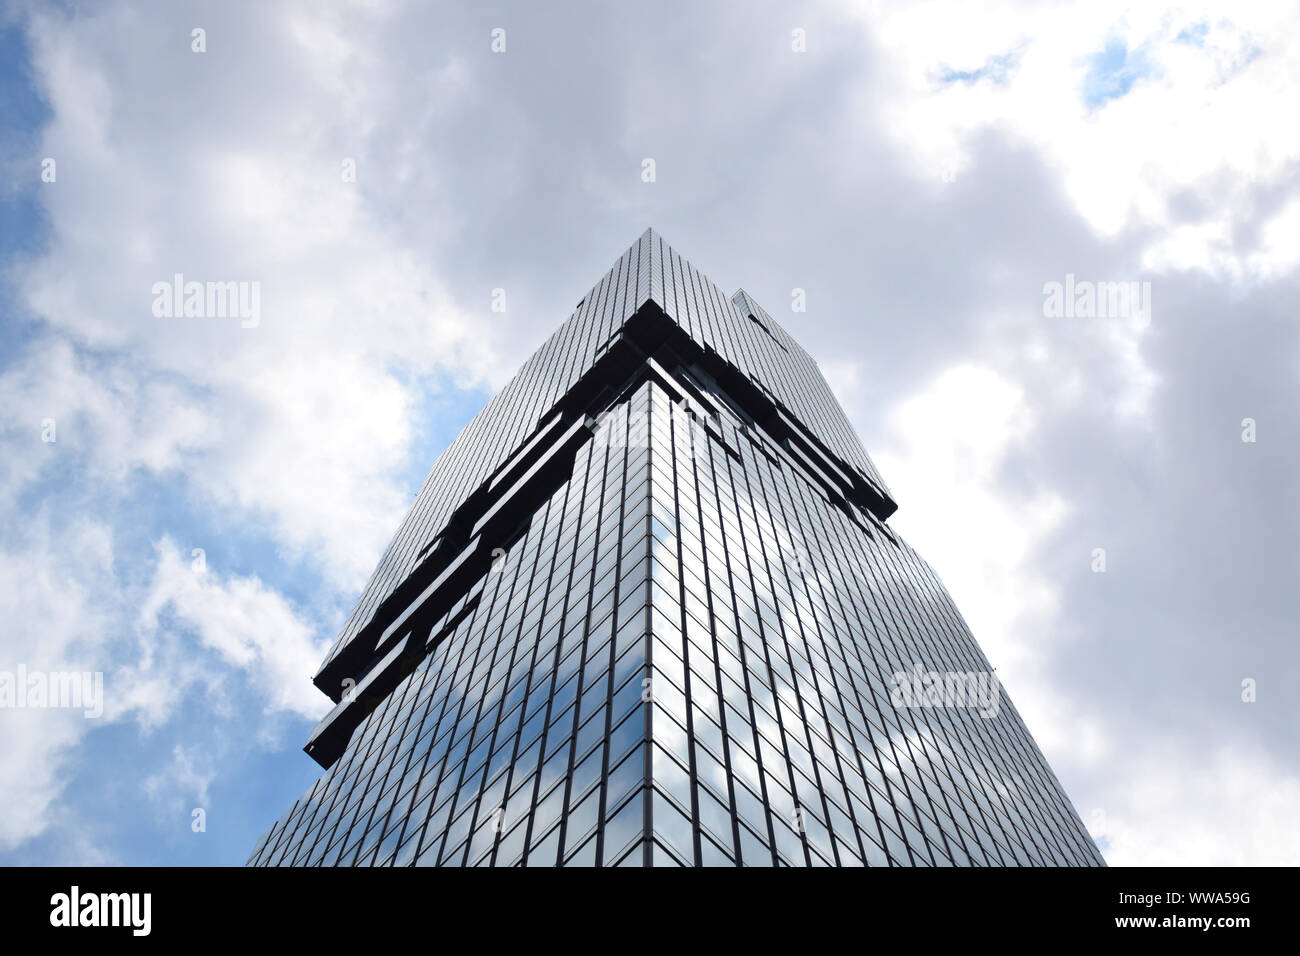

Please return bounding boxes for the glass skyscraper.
[248,230,1104,867]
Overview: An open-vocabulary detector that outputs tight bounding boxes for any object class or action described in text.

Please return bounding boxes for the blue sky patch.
[940,50,1019,86]
[1082,37,1155,108]
[1175,23,1208,47]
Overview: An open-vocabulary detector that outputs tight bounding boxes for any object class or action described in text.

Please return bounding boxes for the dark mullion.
[594,386,638,865]
[427,560,517,866]
[483,487,569,866]
[553,417,617,865]
[714,439,785,866]
[766,458,877,867]
[516,439,599,866]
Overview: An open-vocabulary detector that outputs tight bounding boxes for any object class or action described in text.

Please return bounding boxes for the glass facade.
[248,231,1103,867]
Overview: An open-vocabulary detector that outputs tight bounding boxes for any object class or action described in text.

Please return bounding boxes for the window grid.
[249,240,1102,869]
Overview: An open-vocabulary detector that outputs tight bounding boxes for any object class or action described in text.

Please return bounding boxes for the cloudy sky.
[1,0,1296,866]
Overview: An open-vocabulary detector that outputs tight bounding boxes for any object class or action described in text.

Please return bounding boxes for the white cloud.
[18,2,497,590]
[840,0,1300,276]
[143,744,216,814]
[0,517,117,849]
[871,358,1300,865]
[1244,198,1300,279]
[1094,745,1300,866]
[869,361,1116,794]
[131,538,330,722]
[0,519,326,849]
[876,363,1070,685]
[0,338,217,490]
[0,0,511,858]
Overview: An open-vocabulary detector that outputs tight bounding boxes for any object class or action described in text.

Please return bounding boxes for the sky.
[0,0,1296,866]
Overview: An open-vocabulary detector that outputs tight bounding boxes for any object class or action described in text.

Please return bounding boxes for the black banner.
[0,865,1283,943]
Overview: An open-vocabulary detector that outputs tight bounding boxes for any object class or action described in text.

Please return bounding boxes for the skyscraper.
[248,229,1104,867]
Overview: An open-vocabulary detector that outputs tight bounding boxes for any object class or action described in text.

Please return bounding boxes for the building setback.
[248,229,1104,867]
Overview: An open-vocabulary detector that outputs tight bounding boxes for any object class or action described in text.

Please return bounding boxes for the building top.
[314,229,895,687]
